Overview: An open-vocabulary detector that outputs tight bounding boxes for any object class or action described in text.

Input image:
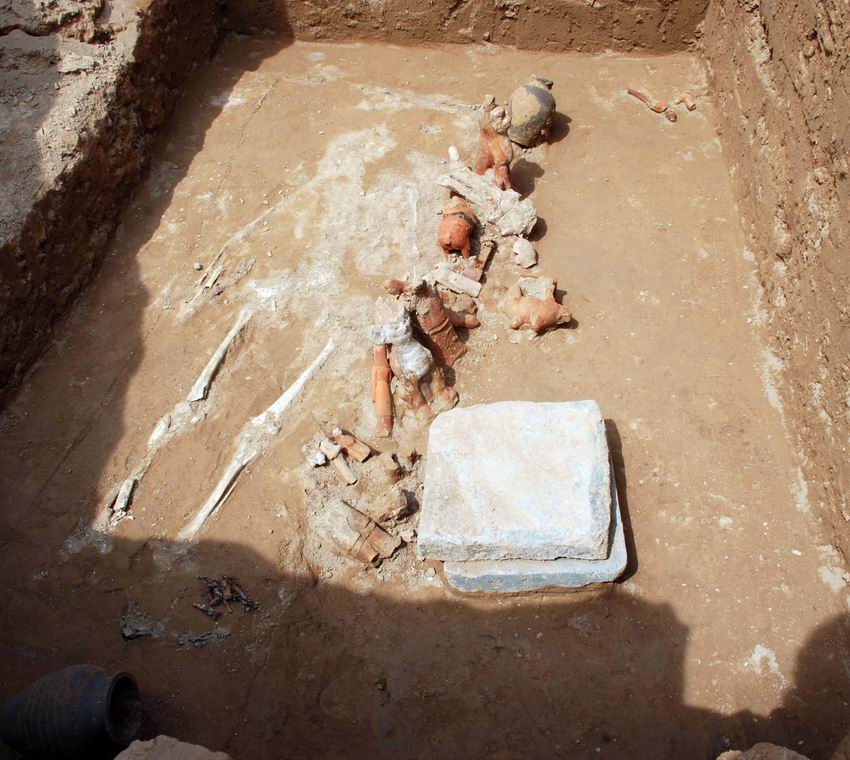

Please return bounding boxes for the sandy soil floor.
[1,38,849,760]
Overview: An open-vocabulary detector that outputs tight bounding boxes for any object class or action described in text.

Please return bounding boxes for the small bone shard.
[331,454,358,485]
[438,164,537,237]
[316,501,402,565]
[500,277,573,334]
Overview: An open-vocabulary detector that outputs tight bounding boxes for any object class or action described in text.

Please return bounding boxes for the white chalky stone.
[417,400,611,562]
[442,469,627,592]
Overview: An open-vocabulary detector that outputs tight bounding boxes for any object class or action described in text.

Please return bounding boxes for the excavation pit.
[1,7,849,759]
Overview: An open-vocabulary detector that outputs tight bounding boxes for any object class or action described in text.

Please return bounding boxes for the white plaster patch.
[745,645,785,684]
[792,467,810,514]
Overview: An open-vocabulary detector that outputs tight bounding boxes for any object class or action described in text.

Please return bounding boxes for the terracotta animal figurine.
[475,95,514,191]
[499,277,572,334]
[437,198,478,260]
[371,298,457,421]
[384,277,479,369]
[508,75,556,147]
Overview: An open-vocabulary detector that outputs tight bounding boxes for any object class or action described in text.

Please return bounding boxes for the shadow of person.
[734,613,850,758]
[1,531,755,760]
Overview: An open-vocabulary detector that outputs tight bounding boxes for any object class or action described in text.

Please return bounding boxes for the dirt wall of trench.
[224,0,708,52]
[703,1,850,554]
[0,0,221,407]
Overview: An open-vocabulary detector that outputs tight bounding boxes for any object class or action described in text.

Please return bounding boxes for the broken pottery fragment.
[437,198,478,260]
[508,75,556,147]
[331,427,371,462]
[384,277,474,368]
[474,95,514,191]
[499,276,572,334]
[371,298,457,421]
[371,346,394,437]
[316,501,401,565]
[512,237,537,268]
[433,262,482,298]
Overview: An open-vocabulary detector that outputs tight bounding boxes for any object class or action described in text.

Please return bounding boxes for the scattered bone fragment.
[433,262,482,298]
[187,309,253,402]
[500,277,572,334]
[203,264,224,289]
[371,346,394,437]
[304,446,327,467]
[508,75,556,147]
[512,238,538,268]
[316,501,401,565]
[448,145,460,162]
[110,476,137,526]
[674,92,697,111]
[438,198,478,260]
[179,339,334,540]
[331,427,371,462]
[332,454,358,485]
[319,438,342,460]
[192,603,221,621]
[438,164,537,237]
[475,95,514,191]
[198,575,257,612]
[176,629,231,648]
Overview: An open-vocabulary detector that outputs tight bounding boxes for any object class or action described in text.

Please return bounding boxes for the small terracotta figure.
[371,298,457,421]
[371,346,393,437]
[437,198,478,260]
[508,75,556,147]
[500,277,572,334]
[475,95,514,191]
[384,277,479,369]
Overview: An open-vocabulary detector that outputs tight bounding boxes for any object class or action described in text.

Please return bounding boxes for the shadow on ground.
[2,532,849,760]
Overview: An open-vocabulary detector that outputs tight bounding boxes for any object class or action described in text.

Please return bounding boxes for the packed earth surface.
[1,32,849,760]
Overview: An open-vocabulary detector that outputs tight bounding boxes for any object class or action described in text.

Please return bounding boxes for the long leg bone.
[188,309,253,402]
[179,338,335,541]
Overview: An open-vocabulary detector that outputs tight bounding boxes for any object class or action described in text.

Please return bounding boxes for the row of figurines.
[370,76,564,437]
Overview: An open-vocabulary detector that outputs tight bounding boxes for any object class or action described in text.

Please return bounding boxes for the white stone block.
[443,469,627,592]
[417,400,611,562]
